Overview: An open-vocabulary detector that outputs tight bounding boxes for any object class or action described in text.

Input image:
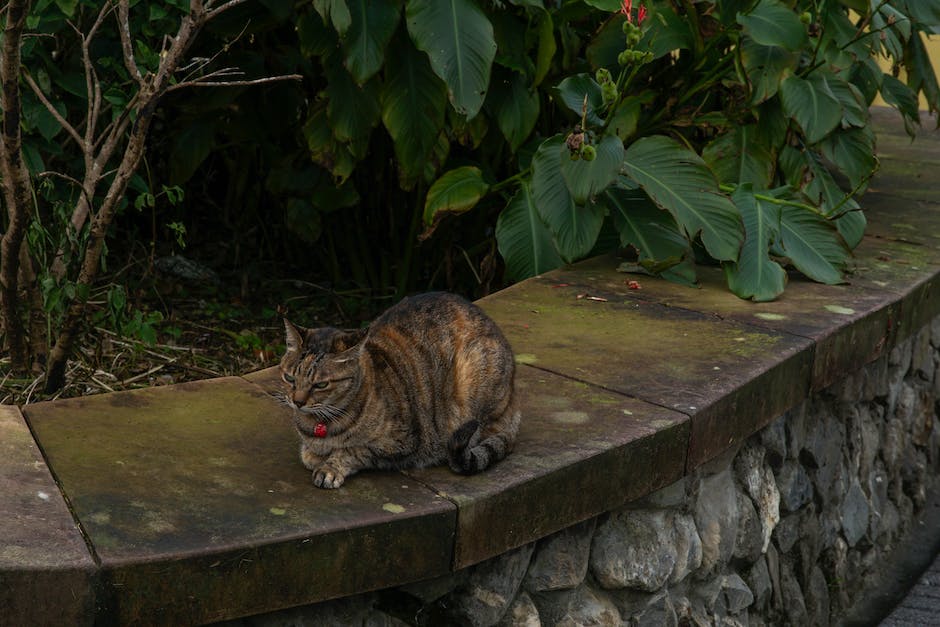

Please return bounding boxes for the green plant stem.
[679,0,705,58]
[490,168,531,195]
[718,184,824,216]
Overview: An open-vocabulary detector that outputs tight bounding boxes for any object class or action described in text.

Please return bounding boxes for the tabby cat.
[279,292,520,488]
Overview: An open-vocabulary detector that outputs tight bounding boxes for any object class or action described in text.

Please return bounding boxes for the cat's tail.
[447,407,521,475]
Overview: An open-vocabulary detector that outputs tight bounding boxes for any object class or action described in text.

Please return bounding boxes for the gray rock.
[783,402,808,461]
[734,445,780,552]
[525,519,595,593]
[644,477,688,509]
[803,410,847,508]
[722,574,754,614]
[497,592,540,627]
[864,356,890,399]
[761,418,787,468]
[746,557,772,611]
[631,592,677,627]
[694,576,725,615]
[779,559,808,625]
[911,326,934,380]
[694,469,738,574]
[734,489,763,563]
[443,543,534,626]
[858,405,882,480]
[882,418,904,469]
[774,462,813,513]
[930,315,940,348]
[590,509,676,591]
[671,513,702,584]
[773,512,801,554]
[535,585,620,627]
[867,463,889,540]
[841,479,870,548]
[804,566,830,626]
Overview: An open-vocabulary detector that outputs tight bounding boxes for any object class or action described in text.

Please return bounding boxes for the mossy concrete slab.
[477,280,812,471]
[23,377,455,625]
[405,366,689,569]
[0,405,96,625]
[543,255,896,391]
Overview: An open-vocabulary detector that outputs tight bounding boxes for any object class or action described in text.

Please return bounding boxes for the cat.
[279,292,521,488]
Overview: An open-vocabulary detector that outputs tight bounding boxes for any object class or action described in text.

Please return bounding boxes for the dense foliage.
[291,0,940,301]
[3,0,940,392]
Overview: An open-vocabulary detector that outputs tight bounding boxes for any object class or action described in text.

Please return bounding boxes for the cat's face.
[280,320,364,436]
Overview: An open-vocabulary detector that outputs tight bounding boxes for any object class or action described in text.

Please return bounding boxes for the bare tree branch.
[117,0,143,86]
[167,73,303,92]
[0,0,35,374]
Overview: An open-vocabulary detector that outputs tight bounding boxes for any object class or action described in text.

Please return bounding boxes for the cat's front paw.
[312,465,346,489]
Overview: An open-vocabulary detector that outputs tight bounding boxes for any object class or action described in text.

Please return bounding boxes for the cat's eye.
[282,373,295,384]
[313,381,329,390]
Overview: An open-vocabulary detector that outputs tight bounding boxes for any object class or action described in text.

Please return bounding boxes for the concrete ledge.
[3,108,940,625]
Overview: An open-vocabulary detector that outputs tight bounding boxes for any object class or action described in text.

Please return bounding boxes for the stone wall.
[222,321,940,627]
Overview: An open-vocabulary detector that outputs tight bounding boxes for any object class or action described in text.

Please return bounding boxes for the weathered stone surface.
[841,479,871,548]
[631,592,677,627]
[773,512,801,555]
[722,574,754,614]
[775,462,813,513]
[497,591,540,627]
[672,513,703,584]
[442,543,535,627]
[746,557,772,611]
[534,585,620,627]
[694,469,738,573]
[804,565,830,626]
[734,445,780,553]
[24,378,456,625]
[524,519,595,593]
[406,366,688,569]
[734,490,763,563]
[0,405,96,626]
[643,476,688,509]
[779,559,808,625]
[590,510,676,591]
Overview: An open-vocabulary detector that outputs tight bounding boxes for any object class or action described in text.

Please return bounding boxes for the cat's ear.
[283,319,305,354]
[333,328,366,352]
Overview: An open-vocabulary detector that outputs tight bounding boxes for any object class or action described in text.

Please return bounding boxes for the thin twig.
[21,72,83,146]
[167,74,303,92]
[117,0,143,86]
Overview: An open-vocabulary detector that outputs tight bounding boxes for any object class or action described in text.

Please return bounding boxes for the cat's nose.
[293,394,307,408]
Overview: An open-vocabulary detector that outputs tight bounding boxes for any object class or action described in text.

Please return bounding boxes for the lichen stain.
[552,411,590,424]
[755,312,787,321]
[824,305,856,315]
[382,503,405,514]
[515,353,538,365]
[269,507,287,516]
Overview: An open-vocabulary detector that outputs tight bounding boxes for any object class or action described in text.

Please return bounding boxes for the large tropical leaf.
[531,136,606,262]
[343,0,401,84]
[496,182,564,281]
[724,187,787,302]
[907,32,940,115]
[622,136,744,262]
[820,126,877,192]
[324,57,381,157]
[702,125,774,189]
[313,0,352,35]
[894,0,940,27]
[380,35,447,185]
[778,205,848,284]
[406,0,497,119]
[741,37,798,104]
[423,166,490,229]
[881,73,921,126]
[555,74,606,127]
[485,70,540,152]
[737,0,807,51]
[606,187,691,270]
[559,135,625,204]
[779,74,842,145]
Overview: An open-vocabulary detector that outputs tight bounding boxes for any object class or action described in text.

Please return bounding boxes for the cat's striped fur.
[279,292,520,488]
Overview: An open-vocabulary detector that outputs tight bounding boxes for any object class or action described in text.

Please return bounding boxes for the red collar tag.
[313,422,327,438]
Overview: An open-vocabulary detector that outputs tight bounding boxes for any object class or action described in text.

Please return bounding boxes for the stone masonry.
[220,318,940,626]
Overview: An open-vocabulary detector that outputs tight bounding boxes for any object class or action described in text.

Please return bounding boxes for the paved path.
[881,553,940,626]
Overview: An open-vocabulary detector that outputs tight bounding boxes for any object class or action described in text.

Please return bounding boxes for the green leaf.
[724,187,786,302]
[531,136,606,262]
[907,32,940,115]
[534,10,555,88]
[560,135,624,204]
[778,204,848,285]
[285,198,323,243]
[622,136,744,262]
[586,14,628,69]
[492,12,534,76]
[555,74,605,127]
[582,0,620,10]
[820,126,876,193]
[849,59,883,106]
[881,74,920,127]
[702,126,774,189]
[824,74,868,128]
[343,0,401,84]
[297,11,339,57]
[606,187,691,272]
[894,0,940,26]
[641,5,695,58]
[54,0,78,17]
[737,0,807,51]
[406,0,497,119]
[741,38,798,104]
[314,0,352,34]
[496,182,564,281]
[169,122,216,184]
[381,35,447,185]
[779,74,842,145]
[423,166,490,228]
[485,70,540,152]
[324,59,381,157]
